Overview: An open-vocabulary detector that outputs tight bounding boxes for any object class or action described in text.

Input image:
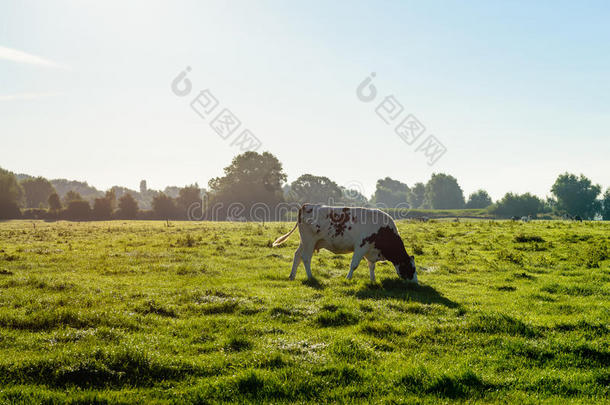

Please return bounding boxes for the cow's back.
[300,205,396,254]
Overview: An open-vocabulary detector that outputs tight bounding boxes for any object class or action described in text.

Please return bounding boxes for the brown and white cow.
[273,204,417,283]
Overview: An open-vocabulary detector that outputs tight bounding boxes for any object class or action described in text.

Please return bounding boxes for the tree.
[208,152,286,220]
[601,189,610,221]
[339,186,369,206]
[551,173,601,219]
[372,177,409,208]
[289,174,342,204]
[50,179,103,201]
[105,189,117,211]
[544,197,557,213]
[465,189,493,209]
[176,184,202,218]
[117,193,139,219]
[48,193,62,216]
[152,193,177,219]
[20,177,56,208]
[163,186,181,199]
[92,197,113,220]
[63,200,92,220]
[407,182,425,209]
[0,167,23,219]
[489,192,544,218]
[424,173,465,209]
[63,190,83,205]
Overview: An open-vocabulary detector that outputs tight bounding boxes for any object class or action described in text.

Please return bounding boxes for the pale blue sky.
[1,0,608,200]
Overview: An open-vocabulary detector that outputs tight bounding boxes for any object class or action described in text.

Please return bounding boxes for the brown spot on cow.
[329,209,351,237]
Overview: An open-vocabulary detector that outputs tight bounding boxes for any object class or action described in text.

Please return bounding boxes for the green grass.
[0,219,608,404]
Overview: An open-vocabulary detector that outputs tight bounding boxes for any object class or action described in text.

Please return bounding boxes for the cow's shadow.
[301,277,325,290]
[352,278,459,308]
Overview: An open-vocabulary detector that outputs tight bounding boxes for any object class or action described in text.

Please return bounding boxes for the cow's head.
[396,255,417,283]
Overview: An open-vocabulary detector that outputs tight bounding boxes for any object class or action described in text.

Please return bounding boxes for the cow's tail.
[272,221,298,246]
[272,207,301,247]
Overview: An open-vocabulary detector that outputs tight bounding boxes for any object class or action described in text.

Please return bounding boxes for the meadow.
[0,219,608,404]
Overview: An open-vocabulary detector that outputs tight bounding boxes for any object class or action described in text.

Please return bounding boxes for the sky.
[1,0,609,201]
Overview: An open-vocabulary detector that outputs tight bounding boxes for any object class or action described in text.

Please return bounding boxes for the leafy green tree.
[105,189,117,211]
[289,174,342,204]
[465,189,493,209]
[20,177,56,208]
[424,173,465,209]
[339,186,369,206]
[489,192,544,218]
[63,200,92,220]
[0,167,23,218]
[176,184,203,217]
[48,193,62,216]
[601,189,610,220]
[152,193,177,219]
[63,190,83,205]
[544,197,557,213]
[551,173,601,219]
[50,179,103,201]
[372,177,409,208]
[208,152,286,220]
[163,186,181,199]
[92,197,113,220]
[407,182,425,209]
[117,193,139,219]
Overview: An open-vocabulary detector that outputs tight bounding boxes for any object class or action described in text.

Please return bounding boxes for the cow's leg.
[289,244,303,280]
[301,244,315,279]
[346,247,366,280]
[367,260,376,282]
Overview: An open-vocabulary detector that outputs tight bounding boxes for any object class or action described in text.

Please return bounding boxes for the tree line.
[1,151,609,221]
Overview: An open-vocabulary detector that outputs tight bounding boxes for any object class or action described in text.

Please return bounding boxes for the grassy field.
[0,219,608,404]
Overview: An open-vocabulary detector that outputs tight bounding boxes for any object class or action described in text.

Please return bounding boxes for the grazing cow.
[272,204,417,283]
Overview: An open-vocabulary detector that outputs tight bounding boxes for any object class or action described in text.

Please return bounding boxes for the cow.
[272,204,417,283]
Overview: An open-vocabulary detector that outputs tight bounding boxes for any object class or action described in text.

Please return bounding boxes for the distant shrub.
[0,201,21,219]
[61,200,92,221]
[488,192,544,218]
[21,208,50,220]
